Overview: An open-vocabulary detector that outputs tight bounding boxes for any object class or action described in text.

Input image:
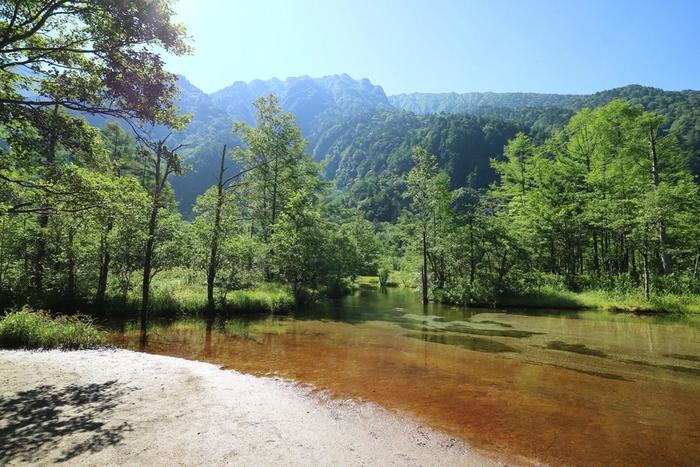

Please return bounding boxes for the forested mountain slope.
[167,77,700,216]
[390,85,700,157]
[309,110,521,221]
[169,74,390,211]
[574,86,700,164]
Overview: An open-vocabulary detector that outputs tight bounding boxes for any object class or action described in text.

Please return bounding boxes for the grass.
[498,286,700,314]
[224,284,294,313]
[147,269,208,313]
[358,272,699,315]
[114,269,294,315]
[0,308,106,349]
[355,275,402,288]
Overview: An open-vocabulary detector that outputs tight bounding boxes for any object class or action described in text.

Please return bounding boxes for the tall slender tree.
[139,135,184,331]
[233,94,315,277]
[406,146,441,305]
[644,115,672,274]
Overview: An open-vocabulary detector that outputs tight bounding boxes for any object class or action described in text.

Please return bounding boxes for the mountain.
[389,85,700,151]
[312,84,700,221]
[309,109,523,221]
[170,74,391,155]
[208,74,389,133]
[389,91,579,114]
[165,77,700,218]
[169,74,391,211]
[175,73,389,134]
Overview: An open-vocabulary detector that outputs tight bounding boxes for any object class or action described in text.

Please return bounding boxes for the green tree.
[405,146,441,304]
[0,0,189,126]
[190,145,253,312]
[139,136,185,331]
[233,94,320,277]
[94,123,144,306]
[490,100,700,299]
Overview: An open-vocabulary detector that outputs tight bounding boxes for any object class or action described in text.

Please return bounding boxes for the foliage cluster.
[0,308,105,349]
[2,2,699,318]
[394,101,700,311]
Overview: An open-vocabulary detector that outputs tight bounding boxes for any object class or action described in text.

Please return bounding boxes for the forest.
[1,0,700,339]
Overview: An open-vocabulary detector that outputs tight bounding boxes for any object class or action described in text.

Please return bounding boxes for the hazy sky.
[167,0,700,95]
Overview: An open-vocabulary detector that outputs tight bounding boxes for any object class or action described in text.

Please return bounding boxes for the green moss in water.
[447,324,541,338]
[403,332,518,353]
[546,341,607,357]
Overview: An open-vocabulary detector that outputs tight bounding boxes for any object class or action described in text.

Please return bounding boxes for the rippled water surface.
[110,287,700,465]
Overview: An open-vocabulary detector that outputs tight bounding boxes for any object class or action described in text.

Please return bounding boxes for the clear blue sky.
[167,0,700,95]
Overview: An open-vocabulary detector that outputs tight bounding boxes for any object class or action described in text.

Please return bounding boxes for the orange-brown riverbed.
[111,288,700,466]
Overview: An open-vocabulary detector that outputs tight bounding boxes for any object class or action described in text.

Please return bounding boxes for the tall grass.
[223,284,294,313]
[0,308,106,349]
[112,269,294,315]
[499,286,700,314]
[355,275,404,288]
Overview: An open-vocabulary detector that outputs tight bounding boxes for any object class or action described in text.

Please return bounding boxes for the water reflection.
[204,317,213,358]
[109,287,700,466]
[402,332,518,353]
[546,340,608,357]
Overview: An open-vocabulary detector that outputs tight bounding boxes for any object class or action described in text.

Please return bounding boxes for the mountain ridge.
[176,73,390,129]
[182,74,700,104]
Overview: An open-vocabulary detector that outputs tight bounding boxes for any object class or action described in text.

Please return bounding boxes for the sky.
[167,0,700,95]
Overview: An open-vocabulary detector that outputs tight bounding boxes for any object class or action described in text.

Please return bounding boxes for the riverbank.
[311,279,700,316]
[495,287,700,314]
[357,276,700,314]
[0,349,503,466]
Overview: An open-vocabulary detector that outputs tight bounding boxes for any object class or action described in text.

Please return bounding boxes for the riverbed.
[111,287,700,466]
[0,349,497,465]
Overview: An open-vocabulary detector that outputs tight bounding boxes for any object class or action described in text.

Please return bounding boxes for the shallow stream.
[110,287,700,465]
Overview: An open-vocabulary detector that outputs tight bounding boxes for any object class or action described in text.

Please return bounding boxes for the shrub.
[222,284,294,313]
[0,308,106,349]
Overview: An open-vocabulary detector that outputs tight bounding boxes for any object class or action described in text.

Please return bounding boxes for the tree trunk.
[620,234,628,274]
[33,104,59,292]
[121,272,131,304]
[592,232,600,275]
[66,227,76,301]
[95,220,113,306]
[207,145,226,315]
[271,153,278,226]
[642,245,651,300]
[630,249,638,284]
[468,222,476,286]
[497,250,509,290]
[96,251,110,305]
[0,219,7,291]
[421,227,428,305]
[141,205,157,333]
[33,214,48,293]
[140,144,164,333]
[603,232,610,274]
[648,125,672,274]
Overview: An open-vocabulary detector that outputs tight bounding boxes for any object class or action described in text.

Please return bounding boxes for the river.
[110,286,700,465]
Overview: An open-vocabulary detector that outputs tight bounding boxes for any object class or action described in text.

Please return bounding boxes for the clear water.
[110,287,700,465]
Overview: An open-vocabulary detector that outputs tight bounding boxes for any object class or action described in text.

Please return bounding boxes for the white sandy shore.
[0,349,502,466]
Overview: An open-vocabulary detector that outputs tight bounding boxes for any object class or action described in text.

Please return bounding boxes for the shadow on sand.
[0,380,133,463]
